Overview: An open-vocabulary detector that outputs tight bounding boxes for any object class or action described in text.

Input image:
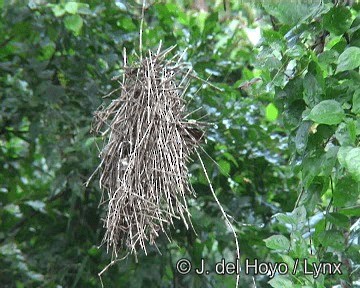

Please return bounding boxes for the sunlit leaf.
[265,103,278,121]
[64,15,83,35]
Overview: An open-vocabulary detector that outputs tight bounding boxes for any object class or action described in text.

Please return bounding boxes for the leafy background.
[0,0,359,287]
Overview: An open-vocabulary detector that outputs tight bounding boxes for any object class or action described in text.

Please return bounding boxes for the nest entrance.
[89,44,206,259]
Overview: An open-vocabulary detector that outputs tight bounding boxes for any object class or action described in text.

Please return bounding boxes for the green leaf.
[64,15,83,35]
[336,47,360,73]
[337,146,353,167]
[334,176,359,207]
[52,5,66,17]
[291,233,308,258]
[262,1,320,26]
[303,73,323,107]
[321,146,339,176]
[275,213,295,225]
[339,206,360,216]
[336,122,355,146]
[323,6,353,36]
[352,90,360,114]
[118,17,136,31]
[302,155,323,188]
[280,254,295,272]
[268,276,293,288]
[292,206,307,228]
[307,100,345,125]
[218,160,230,176]
[65,2,79,14]
[345,148,360,181]
[265,103,278,121]
[295,121,311,154]
[317,230,345,251]
[264,235,290,250]
[327,213,349,228]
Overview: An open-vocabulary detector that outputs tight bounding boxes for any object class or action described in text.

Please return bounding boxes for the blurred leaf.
[64,14,83,35]
[65,2,79,14]
[4,204,23,218]
[344,147,360,181]
[295,121,311,154]
[352,90,360,114]
[25,200,46,214]
[217,159,230,176]
[265,103,278,122]
[337,146,353,168]
[52,5,66,17]
[336,47,360,73]
[323,6,353,36]
[268,276,293,288]
[317,230,345,251]
[262,1,320,26]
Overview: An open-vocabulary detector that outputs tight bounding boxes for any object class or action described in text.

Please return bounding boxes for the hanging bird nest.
[88,43,207,260]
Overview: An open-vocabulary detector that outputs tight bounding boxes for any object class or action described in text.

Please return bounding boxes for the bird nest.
[88,44,207,260]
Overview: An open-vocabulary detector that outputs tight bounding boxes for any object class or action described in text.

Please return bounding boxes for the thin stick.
[98,252,129,288]
[139,0,146,61]
[196,150,240,288]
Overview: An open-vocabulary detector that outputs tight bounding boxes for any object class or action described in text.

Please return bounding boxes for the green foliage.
[255,1,360,287]
[0,1,358,288]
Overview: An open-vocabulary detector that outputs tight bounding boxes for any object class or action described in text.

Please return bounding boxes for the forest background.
[1,0,359,287]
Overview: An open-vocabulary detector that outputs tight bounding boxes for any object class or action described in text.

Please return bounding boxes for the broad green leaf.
[337,146,353,167]
[323,6,353,36]
[291,233,308,258]
[302,155,323,188]
[336,121,356,146]
[65,2,79,14]
[265,103,278,121]
[268,276,294,288]
[307,100,344,125]
[352,90,360,114]
[321,146,339,176]
[336,47,360,73]
[264,235,290,250]
[327,213,350,228]
[218,159,230,176]
[345,148,360,181]
[303,73,323,107]
[298,179,322,212]
[340,206,360,216]
[222,152,238,167]
[295,121,311,154]
[118,17,136,31]
[292,206,307,228]
[334,176,359,207]
[280,254,295,271]
[64,15,83,35]
[275,213,295,225]
[317,230,345,251]
[52,5,65,17]
[262,1,320,26]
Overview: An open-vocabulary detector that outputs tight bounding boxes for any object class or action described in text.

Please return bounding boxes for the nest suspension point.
[89,43,206,259]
